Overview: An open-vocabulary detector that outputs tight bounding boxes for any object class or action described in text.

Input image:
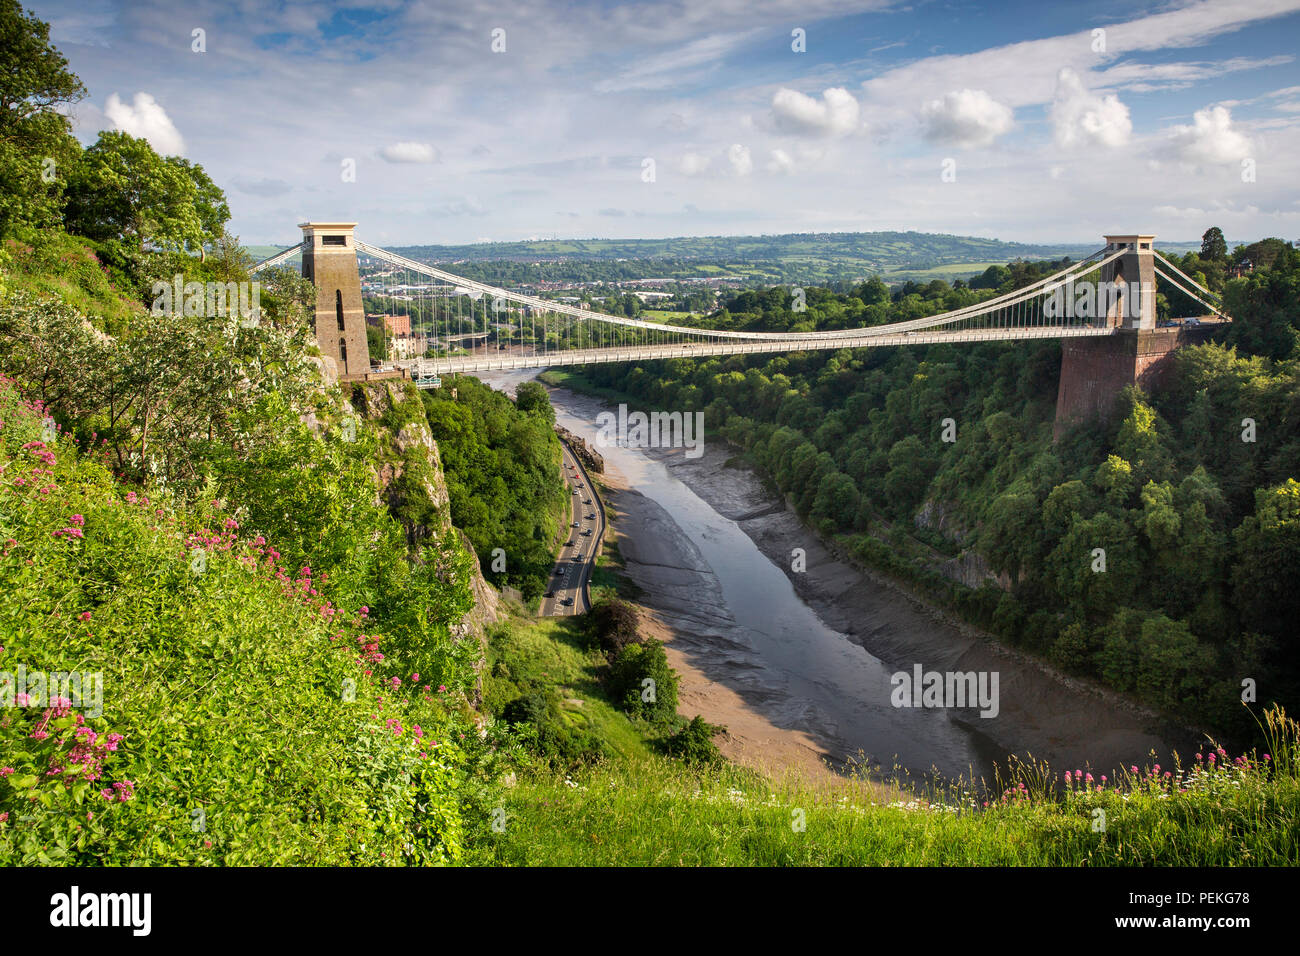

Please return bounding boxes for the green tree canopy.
[63,130,230,258]
[1201,226,1227,261]
[0,0,86,235]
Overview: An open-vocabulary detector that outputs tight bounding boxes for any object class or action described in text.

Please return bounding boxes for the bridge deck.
[400,324,1113,378]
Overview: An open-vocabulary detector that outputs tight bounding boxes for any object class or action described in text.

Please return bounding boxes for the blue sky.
[30,0,1300,246]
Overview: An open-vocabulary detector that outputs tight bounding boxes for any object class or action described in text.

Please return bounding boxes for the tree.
[63,131,229,256]
[1201,226,1227,262]
[1232,479,1300,640]
[514,381,554,422]
[0,0,86,235]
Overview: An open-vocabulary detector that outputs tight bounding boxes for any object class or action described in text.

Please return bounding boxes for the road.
[538,440,605,617]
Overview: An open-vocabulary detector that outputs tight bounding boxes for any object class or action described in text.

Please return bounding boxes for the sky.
[29,0,1300,247]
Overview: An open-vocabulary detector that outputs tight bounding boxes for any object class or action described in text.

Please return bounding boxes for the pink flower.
[438,685,447,693]
[79,611,91,621]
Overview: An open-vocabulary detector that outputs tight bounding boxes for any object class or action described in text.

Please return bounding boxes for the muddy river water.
[481,370,1199,788]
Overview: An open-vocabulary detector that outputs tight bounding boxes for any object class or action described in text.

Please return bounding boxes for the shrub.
[608,640,678,724]
[589,598,640,656]
[663,716,723,766]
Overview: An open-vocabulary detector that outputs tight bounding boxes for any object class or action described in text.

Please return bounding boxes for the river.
[480,369,1194,790]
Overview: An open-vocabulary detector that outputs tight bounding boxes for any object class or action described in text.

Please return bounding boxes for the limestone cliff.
[347,379,500,647]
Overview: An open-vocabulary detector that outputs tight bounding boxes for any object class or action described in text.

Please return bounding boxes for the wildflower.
[80,611,91,621]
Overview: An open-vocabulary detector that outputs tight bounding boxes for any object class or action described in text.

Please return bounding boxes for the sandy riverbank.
[600,473,881,793]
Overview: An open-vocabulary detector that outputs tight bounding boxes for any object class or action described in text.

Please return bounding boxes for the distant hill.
[244,231,1212,287]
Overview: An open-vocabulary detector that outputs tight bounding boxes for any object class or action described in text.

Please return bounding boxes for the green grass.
[483,610,654,763]
[470,709,1300,865]
[0,230,143,336]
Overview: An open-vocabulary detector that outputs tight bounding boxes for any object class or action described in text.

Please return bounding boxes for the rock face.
[938,549,1010,590]
[351,380,499,642]
[914,497,970,545]
[915,498,1010,591]
[556,424,604,474]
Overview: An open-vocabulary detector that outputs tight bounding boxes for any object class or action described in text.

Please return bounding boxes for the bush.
[589,598,640,656]
[608,640,678,724]
[502,689,605,770]
[663,716,723,766]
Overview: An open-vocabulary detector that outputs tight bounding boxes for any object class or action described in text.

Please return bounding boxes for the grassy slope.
[474,741,1298,865]
[0,377,482,865]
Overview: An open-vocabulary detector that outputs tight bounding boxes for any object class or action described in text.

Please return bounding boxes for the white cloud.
[380,142,439,163]
[920,89,1014,147]
[771,87,861,137]
[1049,68,1132,149]
[104,92,185,155]
[1164,105,1253,165]
[767,148,795,174]
[678,152,712,176]
[728,143,753,176]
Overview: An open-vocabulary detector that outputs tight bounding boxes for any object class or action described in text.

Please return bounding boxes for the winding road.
[537,439,605,617]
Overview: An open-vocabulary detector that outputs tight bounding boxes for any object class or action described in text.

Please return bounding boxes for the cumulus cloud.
[380,142,439,163]
[104,92,184,155]
[727,143,753,176]
[1049,68,1131,149]
[771,87,860,137]
[1164,105,1253,165]
[920,89,1014,147]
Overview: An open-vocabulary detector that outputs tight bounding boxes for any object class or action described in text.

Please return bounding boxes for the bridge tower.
[1053,233,1207,439]
[299,222,370,379]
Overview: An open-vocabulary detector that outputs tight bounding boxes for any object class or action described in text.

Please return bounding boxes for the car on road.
[583,498,592,504]
[565,539,575,546]
[544,591,554,598]
[572,488,579,494]
[586,513,596,519]
[572,555,582,562]
[1186,317,1201,326]
[560,598,574,607]
[571,521,580,527]
[580,529,592,537]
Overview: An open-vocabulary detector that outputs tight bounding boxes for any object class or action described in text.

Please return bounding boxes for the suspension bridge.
[250,223,1229,435]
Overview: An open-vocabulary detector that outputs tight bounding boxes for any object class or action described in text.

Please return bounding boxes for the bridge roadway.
[402,323,1113,378]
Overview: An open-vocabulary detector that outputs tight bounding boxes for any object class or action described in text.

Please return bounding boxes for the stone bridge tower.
[1053,233,1212,439]
[300,222,370,379]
